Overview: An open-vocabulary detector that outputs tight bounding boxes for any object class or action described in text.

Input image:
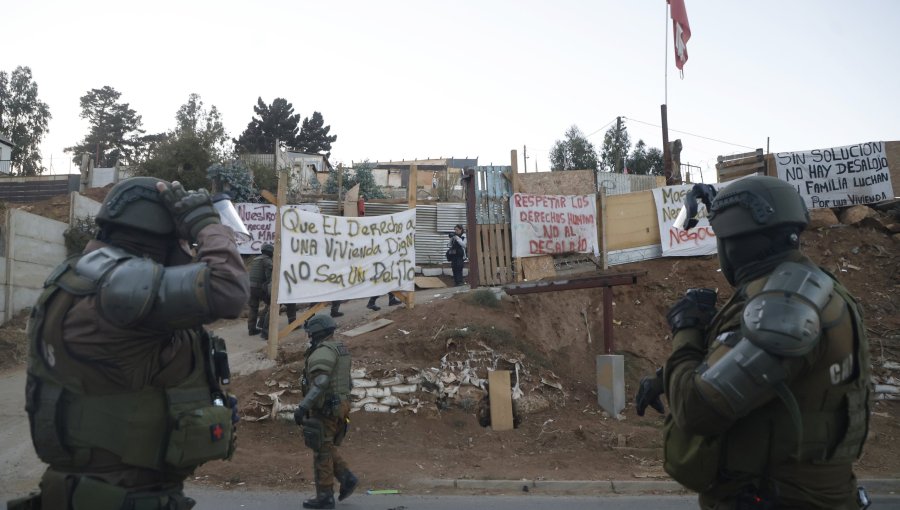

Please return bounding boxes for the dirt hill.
[198,214,900,492]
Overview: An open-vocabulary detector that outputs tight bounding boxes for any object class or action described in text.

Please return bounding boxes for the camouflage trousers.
[310,401,351,491]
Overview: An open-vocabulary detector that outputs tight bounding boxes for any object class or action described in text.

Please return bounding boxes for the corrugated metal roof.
[436,203,466,231]
[596,173,662,195]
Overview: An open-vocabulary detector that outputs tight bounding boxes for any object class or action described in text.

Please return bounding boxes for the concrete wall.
[1,209,68,323]
[69,191,102,222]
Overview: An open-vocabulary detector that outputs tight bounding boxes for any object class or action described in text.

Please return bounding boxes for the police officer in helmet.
[10,177,250,509]
[247,242,275,336]
[294,314,358,509]
[635,176,871,509]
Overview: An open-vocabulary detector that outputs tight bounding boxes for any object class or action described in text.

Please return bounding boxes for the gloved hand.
[635,367,665,416]
[156,180,221,242]
[294,404,309,426]
[228,395,240,425]
[666,288,718,334]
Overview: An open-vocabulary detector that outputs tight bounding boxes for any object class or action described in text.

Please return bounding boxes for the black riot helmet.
[260,243,274,257]
[708,176,809,239]
[708,176,810,285]
[95,177,175,235]
[305,313,336,345]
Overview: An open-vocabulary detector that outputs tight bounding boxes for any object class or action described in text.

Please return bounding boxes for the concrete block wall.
[69,192,102,222]
[2,209,68,323]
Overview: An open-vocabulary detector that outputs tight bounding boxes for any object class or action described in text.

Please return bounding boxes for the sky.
[4,0,900,184]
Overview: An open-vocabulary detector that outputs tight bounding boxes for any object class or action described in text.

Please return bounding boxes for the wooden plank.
[716,161,766,178]
[605,190,661,251]
[341,318,394,338]
[500,224,512,283]
[488,224,499,285]
[886,141,900,198]
[488,370,514,431]
[519,170,595,195]
[717,149,763,163]
[414,276,446,289]
[268,141,287,360]
[510,149,521,194]
[521,255,557,281]
[407,165,417,309]
[260,189,277,205]
[476,225,488,286]
[719,166,763,183]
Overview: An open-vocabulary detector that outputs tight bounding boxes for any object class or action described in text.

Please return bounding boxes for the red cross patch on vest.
[210,423,224,441]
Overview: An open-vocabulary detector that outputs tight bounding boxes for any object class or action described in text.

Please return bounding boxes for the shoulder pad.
[98,257,164,328]
[75,246,133,281]
[741,261,834,357]
[307,345,338,374]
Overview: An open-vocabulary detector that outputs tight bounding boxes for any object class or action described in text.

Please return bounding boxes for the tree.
[296,111,337,157]
[600,120,631,173]
[549,125,599,171]
[234,97,301,154]
[0,66,51,176]
[176,93,230,160]
[324,160,386,199]
[135,94,231,190]
[625,139,665,176]
[66,86,144,167]
[207,160,257,202]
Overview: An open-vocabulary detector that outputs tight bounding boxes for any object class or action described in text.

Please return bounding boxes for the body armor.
[304,340,352,409]
[248,254,272,289]
[664,258,870,507]
[25,252,235,475]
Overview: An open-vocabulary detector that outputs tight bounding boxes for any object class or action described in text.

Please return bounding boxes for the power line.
[622,117,757,150]
[585,117,618,138]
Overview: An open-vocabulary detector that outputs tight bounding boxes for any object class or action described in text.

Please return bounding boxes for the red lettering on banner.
[668,226,716,247]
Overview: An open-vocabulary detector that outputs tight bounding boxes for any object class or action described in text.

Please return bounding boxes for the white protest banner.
[775,141,893,209]
[277,208,416,304]
[510,193,599,258]
[235,202,319,254]
[651,185,717,257]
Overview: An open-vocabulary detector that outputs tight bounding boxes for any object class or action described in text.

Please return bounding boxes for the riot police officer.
[294,314,358,509]
[636,176,871,509]
[247,243,275,335]
[10,177,250,509]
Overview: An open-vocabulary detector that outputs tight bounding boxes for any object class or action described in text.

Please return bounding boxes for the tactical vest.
[304,340,352,408]
[25,255,235,474]
[664,259,871,497]
[248,255,271,288]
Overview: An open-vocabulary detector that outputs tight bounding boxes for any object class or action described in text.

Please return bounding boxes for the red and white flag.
[668,0,691,74]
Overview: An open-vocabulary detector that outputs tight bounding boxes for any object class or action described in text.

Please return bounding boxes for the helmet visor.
[212,194,251,242]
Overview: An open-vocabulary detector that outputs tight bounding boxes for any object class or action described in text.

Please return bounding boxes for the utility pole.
[614,116,622,173]
[661,105,673,184]
[523,145,528,173]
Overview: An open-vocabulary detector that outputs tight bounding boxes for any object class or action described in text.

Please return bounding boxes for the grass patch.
[465,289,500,309]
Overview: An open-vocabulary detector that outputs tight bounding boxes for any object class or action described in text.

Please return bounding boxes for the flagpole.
[664,0,668,105]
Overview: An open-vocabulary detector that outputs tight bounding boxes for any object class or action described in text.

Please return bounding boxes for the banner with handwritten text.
[651,185,717,257]
[277,208,416,304]
[775,141,893,209]
[235,203,319,254]
[510,193,599,258]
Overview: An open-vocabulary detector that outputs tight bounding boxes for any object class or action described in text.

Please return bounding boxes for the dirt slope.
[195,221,899,492]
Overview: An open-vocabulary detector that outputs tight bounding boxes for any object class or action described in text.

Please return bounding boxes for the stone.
[808,208,839,229]
[839,205,876,225]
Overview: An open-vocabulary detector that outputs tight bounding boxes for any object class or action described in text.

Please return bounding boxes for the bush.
[466,289,500,308]
[63,216,97,255]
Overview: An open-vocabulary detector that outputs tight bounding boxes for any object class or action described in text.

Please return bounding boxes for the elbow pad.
[145,263,212,329]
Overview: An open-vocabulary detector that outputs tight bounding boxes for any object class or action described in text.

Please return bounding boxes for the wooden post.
[393,164,417,309]
[603,287,614,354]
[599,187,608,270]
[267,140,286,360]
[463,168,479,287]
[337,163,344,213]
[510,150,523,282]
[661,104,673,185]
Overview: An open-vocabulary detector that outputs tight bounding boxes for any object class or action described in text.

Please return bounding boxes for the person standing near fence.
[446,224,467,286]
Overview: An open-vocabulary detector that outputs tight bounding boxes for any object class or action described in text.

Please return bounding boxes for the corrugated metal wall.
[596,173,662,195]
[311,200,465,265]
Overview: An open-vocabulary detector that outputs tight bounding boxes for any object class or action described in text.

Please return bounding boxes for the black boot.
[248,328,260,336]
[302,489,335,509]
[338,471,358,501]
[388,295,402,306]
[366,297,381,311]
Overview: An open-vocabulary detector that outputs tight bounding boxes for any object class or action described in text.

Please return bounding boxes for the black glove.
[666,288,718,334]
[635,367,665,416]
[294,404,309,426]
[228,395,240,424]
[157,181,221,242]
